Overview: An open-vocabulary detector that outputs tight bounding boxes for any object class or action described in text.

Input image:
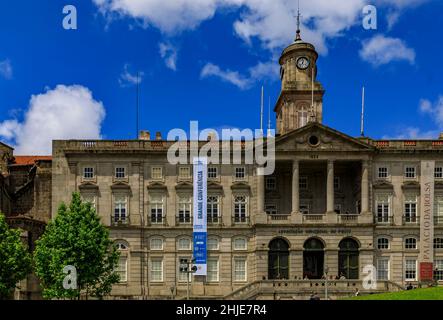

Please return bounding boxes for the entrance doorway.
[303,238,325,279]
[338,238,360,279]
[268,238,289,280]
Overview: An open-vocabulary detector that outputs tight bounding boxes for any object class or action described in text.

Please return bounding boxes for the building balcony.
[147,215,167,226]
[403,216,419,225]
[337,214,360,224]
[302,214,325,223]
[207,215,222,226]
[110,215,130,226]
[232,216,250,226]
[267,214,291,223]
[176,216,193,226]
[374,216,394,225]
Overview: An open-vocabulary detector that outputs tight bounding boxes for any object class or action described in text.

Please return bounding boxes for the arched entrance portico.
[303,238,324,279]
[338,238,360,279]
[268,238,289,280]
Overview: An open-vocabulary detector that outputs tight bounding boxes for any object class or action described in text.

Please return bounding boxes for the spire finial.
[295,0,301,41]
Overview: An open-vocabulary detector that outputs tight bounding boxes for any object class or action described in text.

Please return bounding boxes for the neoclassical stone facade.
[51,32,443,300]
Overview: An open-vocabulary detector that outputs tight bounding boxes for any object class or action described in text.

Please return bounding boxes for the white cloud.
[359,34,416,66]
[119,64,144,87]
[382,127,439,140]
[384,95,443,139]
[201,63,250,90]
[200,60,278,90]
[0,85,105,155]
[419,96,443,127]
[0,59,13,79]
[159,42,178,71]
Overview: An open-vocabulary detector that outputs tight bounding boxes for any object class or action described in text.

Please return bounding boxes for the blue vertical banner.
[193,157,207,276]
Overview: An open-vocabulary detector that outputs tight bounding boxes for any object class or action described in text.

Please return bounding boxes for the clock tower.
[275,16,325,136]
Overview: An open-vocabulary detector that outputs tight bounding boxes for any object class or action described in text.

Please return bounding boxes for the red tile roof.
[13,156,52,165]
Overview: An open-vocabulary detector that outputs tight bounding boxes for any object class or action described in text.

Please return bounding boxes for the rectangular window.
[298,111,308,128]
[151,259,163,282]
[265,177,276,191]
[378,167,388,179]
[82,194,97,210]
[377,238,389,250]
[150,195,164,224]
[207,196,220,224]
[405,259,417,281]
[114,195,127,224]
[233,238,247,251]
[208,167,218,179]
[334,176,340,190]
[207,258,219,282]
[404,195,417,223]
[434,260,443,281]
[234,167,246,180]
[434,238,443,249]
[299,176,308,190]
[83,167,94,179]
[300,203,310,215]
[178,238,192,251]
[434,197,443,222]
[178,195,192,224]
[265,203,278,215]
[234,258,247,282]
[377,258,389,281]
[115,167,126,179]
[117,256,127,282]
[151,167,163,180]
[435,167,443,179]
[179,167,191,179]
[233,195,248,223]
[376,195,390,223]
[405,238,417,250]
[405,166,416,179]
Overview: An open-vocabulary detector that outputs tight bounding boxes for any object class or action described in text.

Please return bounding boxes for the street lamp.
[324,266,329,300]
[180,258,197,300]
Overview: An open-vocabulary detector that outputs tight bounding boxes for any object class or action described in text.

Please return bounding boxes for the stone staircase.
[224,279,405,300]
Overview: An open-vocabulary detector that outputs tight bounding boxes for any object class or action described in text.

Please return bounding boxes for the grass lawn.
[347,287,443,300]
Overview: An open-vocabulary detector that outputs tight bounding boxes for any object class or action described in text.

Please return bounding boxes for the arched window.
[377,237,390,250]
[405,237,417,250]
[178,237,191,250]
[150,237,164,250]
[338,238,360,280]
[233,237,248,251]
[207,237,219,251]
[268,238,289,280]
[115,241,129,282]
[303,238,325,279]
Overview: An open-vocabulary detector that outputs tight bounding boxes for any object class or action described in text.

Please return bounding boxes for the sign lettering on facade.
[420,160,435,281]
[193,157,207,276]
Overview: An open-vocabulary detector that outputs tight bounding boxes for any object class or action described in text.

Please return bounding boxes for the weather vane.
[295,0,302,41]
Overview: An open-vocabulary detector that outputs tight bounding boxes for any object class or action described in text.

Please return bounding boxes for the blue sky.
[0,0,442,155]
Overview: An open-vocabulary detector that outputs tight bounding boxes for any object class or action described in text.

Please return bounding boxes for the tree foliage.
[0,213,32,300]
[34,193,120,299]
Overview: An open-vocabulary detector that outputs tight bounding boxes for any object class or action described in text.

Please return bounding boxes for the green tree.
[34,193,120,299]
[0,213,32,300]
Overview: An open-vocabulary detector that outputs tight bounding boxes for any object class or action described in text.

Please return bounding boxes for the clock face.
[297,57,310,70]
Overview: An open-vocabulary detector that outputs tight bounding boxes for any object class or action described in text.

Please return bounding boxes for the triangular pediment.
[275,122,374,152]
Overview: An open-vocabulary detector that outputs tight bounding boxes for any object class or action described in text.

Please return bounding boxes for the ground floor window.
[151,259,163,282]
[207,258,219,282]
[268,238,289,280]
[116,256,127,282]
[178,257,192,283]
[338,238,359,279]
[405,259,417,281]
[434,260,443,281]
[233,257,247,282]
[377,258,389,280]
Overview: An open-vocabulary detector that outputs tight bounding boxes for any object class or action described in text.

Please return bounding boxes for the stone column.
[326,160,334,213]
[292,160,299,214]
[361,160,369,214]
